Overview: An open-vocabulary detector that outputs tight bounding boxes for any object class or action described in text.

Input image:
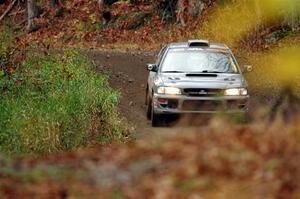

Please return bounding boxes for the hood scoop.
[168,77,181,80]
[186,73,218,77]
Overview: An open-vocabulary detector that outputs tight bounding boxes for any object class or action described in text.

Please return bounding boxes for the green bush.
[0,50,128,155]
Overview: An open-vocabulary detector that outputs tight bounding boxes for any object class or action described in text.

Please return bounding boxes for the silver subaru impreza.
[145,40,251,127]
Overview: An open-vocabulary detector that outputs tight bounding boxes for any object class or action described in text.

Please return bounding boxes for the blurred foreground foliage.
[1,118,300,198]
[248,45,300,95]
[201,0,300,48]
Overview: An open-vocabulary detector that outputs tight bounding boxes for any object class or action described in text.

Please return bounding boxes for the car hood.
[158,73,247,89]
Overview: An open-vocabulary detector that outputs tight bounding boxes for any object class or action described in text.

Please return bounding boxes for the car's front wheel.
[151,101,162,127]
[146,94,152,120]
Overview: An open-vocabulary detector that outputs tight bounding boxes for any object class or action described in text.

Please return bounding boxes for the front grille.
[183,88,224,97]
[181,100,247,111]
[182,100,223,111]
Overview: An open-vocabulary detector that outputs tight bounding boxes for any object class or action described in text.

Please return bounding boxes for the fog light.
[158,98,168,105]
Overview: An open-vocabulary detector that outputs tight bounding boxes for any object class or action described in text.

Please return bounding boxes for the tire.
[151,112,161,127]
[146,94,152,120]
[151,101,161,127]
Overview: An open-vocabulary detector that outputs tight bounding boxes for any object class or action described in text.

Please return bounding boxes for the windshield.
[161,49,239,73]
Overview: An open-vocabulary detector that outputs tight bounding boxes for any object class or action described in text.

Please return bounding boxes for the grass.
[0,28,129,155]
[0,27,18,65]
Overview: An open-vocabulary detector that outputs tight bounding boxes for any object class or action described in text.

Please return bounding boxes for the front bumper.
[153,94,249,114]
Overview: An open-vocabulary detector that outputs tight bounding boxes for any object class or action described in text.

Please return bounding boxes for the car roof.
[168,41,230,53]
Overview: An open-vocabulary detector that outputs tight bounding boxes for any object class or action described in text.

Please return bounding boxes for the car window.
[156,45,167,66]
[161,49,238,73]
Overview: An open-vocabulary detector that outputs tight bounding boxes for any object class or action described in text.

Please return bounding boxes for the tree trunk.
[98,0,119,26]
[27,0,40,33]
[176,0,188,26]
[176,0,209,25]
[98,0,104,10]
[188,0,205,18]
[50,0,59,7]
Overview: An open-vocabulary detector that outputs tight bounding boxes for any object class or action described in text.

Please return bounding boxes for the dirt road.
[85,49,157,135]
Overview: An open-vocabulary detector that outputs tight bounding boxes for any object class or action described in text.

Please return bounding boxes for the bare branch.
[0,0,18,22]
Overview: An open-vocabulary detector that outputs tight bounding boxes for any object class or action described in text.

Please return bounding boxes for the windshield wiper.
[162,71,185,73]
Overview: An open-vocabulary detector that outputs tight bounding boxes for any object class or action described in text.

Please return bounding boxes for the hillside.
[1,0,299,51]
[1,0,211,50]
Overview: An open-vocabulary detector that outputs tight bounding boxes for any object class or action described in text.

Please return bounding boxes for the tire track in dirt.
[84,49,156,135]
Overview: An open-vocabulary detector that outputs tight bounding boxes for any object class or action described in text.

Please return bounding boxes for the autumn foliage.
[1,0,300,198]
[1,118,300,198]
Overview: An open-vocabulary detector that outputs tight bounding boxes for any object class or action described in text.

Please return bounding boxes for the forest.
[0,0,300,198]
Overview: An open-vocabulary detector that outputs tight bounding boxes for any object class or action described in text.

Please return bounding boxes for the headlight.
[157,87,181,95]
[224,88,248,96]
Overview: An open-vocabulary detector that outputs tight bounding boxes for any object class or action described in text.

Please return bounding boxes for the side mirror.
[243,65,253,73]
[147,64,158,72]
